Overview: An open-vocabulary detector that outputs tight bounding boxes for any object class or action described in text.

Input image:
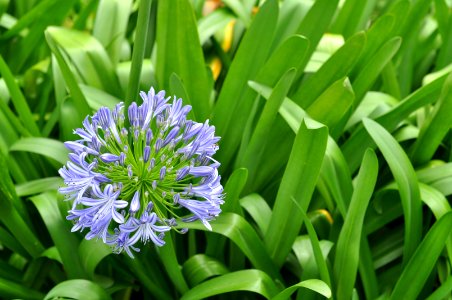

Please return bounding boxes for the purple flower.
[59,87,223,257]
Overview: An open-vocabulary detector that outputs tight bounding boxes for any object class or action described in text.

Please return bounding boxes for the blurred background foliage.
[0,0,452,299]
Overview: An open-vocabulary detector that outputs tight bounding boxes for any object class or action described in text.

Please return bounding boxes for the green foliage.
[0,0,451,299]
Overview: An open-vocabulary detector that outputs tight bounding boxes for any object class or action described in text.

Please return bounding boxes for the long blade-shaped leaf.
[93,0,132,65]
[15,177,62,197]
[45,27,92,121]
[44,279,111,300]
[9,137,68,165]
[125,0,152,106]
[410,72,452,164]
[306,77,354,130]
[0,154,44,257]
[0,55,39,136]
[180,270,279,300]
[213,0,278,134]
[272,279,331,300]
[291,32,365,108]
[78,239,111,279]
[0,277,44,300]
[30,192,86,279]
[180,213,280,280]
[239,68,296,182]
[342,73,447,173]
[390,212,452,300]
[157,0,210,119]
[352,37,401,105]
[182,254,229,287]
[265,119,328,267]
[363,118,422,264]
[334,149,378,300]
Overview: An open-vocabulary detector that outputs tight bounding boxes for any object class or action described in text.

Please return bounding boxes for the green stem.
[126,256,172,300]
[125,0,153,108]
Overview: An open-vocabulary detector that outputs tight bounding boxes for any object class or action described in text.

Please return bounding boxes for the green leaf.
[93,0,132,65]
[265,119,328,267]
[420,183,452,217]
[80,84,121,111]
[350,5,405,78]
[179,213,280,280]
[125,257,172,300]
[426,276,452,300]
[78,239,111,279]
[378,180,452,266]
[45,26,122,97]
[272,279,332,300]
[410,72,452,164]
[213,0,278,153]
[390,212,452,300]
[198,8,234,45]
[352,37,401,105]
[239,68,296,181]
[221,168,248,214]
[0,226,28,258]
[158,234,189,294]
[0,0,58,39]
[0,0,10,19]
[306,77,354,129]
[9,137,68,166]
[157,0,210,119]
[334,149,378,300]
[239,194,272,235]
[331,0,377,38]
[180,270,279,300]
[291,32,366,108]
[168,72,196,120]
[0,154,44,257]
[418,183,452,266]
[41,246,62,264]
[292,236,334,282]
[396,0,432,96]
[125,0,152,107]
[417,162,452,189]
[117,59,157,96]
[363,118,422,264]
[182,254,230,287]
[15,177,62,197]
[6,0,75,72]
[345,91,397,130]
[30,192,86,279]
[0,277,44,300]
[298,208,332,288]
[59,97,85,141]
[45,28,92,122]
[0,258,22,282]
[205,168,247,259]
[317,139,354,216]
[0,55,39,136]
[342,73,447,173]
[44,279,111,300]
[305,34,345,73]
[222,0,251,26]
[220,34,309,170]
[257,35,309,86]
[295,0,339,70]
[248,83,298,120]
[270,0,312,49]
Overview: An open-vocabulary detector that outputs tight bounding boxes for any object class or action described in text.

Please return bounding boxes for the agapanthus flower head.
[59,87,223,257]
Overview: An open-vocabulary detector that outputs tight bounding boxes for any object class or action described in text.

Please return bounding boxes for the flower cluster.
[59,88,223,257]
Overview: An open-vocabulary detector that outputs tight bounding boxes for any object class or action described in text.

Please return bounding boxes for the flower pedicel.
[59,88,223,257]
